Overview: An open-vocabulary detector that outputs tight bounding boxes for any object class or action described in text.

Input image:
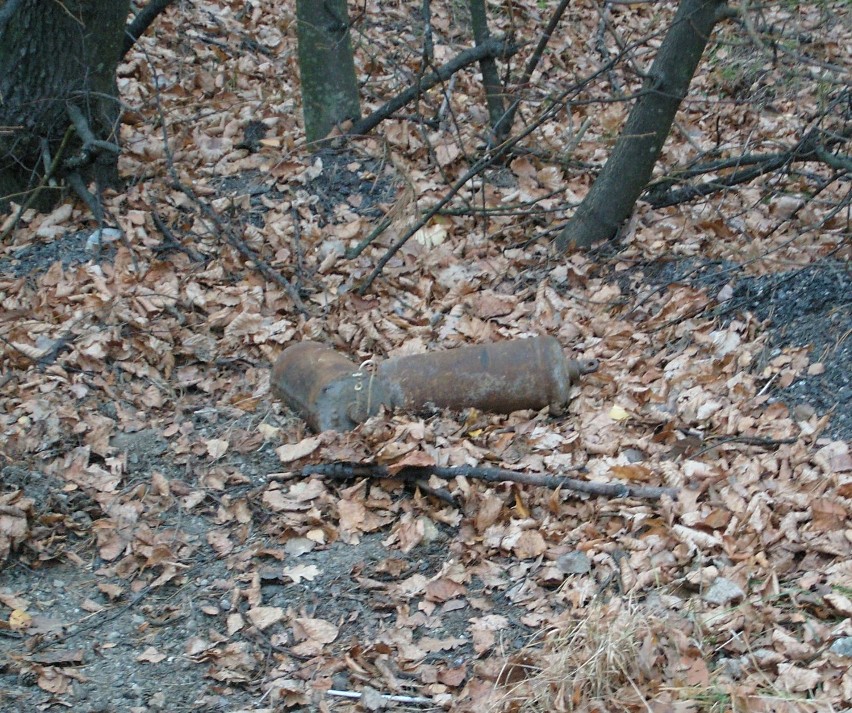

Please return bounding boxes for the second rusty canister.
[271,341,392,432]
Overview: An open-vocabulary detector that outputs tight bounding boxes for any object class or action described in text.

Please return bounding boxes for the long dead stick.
[303,463,678,500]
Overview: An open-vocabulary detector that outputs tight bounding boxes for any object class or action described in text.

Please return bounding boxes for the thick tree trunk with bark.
[0,0,130,213]
[296,0,361,146]
[556,0,727,251]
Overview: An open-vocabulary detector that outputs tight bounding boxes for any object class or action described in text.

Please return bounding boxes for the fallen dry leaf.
[275,436,321,463]
[247,607,285,631]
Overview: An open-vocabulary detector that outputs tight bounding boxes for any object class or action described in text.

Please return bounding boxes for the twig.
[357,18,665,291]
[151,210,205,261]
[170,181,309,315]
[630,178,842,324]
[645,121,850,208]
[30,554,216,653]
[326,689,434,705]
[122,0,177,59]
[756,372,779,397]
[143,39,308,315]
[290,204,305,290]
[31,584,153,653]
[0,312,86,366]
[349,36,518,136]
[690,434,797,460]
[303,463,679,500]
[497,0,572,135]
[343,214,393,259]
[303,463,456,504]
[716,434,797,446]
[0,125,73,243]
[412,478,456,505]
[357,97,563,293]
[358,156,489,293]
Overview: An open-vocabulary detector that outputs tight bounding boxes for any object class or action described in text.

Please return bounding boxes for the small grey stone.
[360,686,387,711]
[557,551,592,575]
[717,656,744,680]
[148,691,167,709]
[703,577,745,605]
[829,637,852,658]
[623,448,646,463]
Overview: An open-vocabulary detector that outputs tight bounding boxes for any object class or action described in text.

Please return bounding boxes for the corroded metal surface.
[270,342,390,432]
[378,336,597,417]
[272,337,598,432]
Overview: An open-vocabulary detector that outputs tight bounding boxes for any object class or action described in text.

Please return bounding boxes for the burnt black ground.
[728,259,851,440]
[631,255,851,440]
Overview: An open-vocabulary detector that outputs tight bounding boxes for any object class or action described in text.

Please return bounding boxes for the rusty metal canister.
[377,336,597,417]
[271,341,391,432]
[272,337,598,432]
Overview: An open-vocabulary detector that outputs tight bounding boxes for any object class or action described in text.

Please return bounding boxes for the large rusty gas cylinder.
[271,337,598,432]
[377,336,597,417]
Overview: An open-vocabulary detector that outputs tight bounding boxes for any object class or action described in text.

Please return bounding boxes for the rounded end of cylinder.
[565,357,599,381]
[577,358,599,375]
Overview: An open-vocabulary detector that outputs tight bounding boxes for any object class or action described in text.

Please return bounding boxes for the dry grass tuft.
[486,596,842,713]
[488,598,666,713]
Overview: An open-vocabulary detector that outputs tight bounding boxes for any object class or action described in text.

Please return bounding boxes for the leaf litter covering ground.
[0,0,850,711]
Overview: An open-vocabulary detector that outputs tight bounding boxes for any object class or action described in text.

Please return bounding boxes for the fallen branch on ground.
[302,462,679,500]
[170,181,309,314]
[689,435,798,459]
[151,210,205,262]
[645,123,851,208]
[122,0,177,59]
[144,48,309,315]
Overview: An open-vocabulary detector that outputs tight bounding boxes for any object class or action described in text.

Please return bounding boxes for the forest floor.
[1,1,850,712]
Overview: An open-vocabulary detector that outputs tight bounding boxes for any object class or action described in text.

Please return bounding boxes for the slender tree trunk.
[0,0,130,213]
[296,0,362,146]
[556,0,727,251]
[468,0,508,144]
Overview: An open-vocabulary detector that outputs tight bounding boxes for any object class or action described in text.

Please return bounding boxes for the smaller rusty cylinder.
[271,342,392,432]
[377,336,598,417]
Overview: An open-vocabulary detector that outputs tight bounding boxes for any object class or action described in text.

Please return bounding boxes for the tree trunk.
[0,0,130,213]
[296,0,362,146]
[468,0,508,144]
[556,0,727,251]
